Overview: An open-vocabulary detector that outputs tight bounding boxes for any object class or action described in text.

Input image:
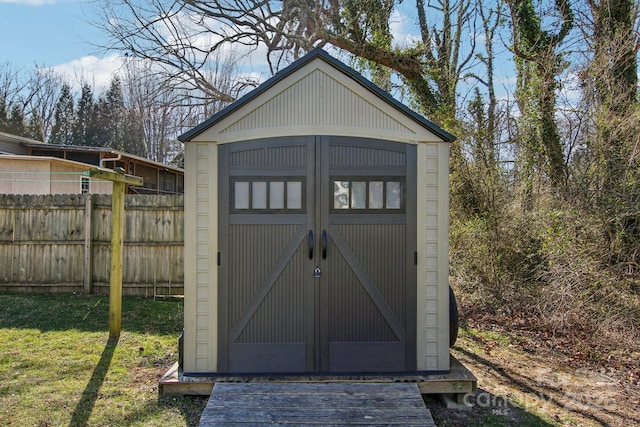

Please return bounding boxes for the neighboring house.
[0,132,184,194]
[0,155,112,195]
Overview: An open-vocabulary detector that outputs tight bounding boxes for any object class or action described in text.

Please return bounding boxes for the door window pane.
[386,181,401,209]
[270,181,285,209]
[369,181,384,209]
[351,181,366,208]
[333,181,350,209]
[252,181,267,209]
[287,181,302,209]
[235,181,250,209]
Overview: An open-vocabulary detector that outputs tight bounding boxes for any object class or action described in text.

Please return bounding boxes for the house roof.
[179,48,455,143]
[0,131,42,145]
[1,131,183,173]
[0,131,38,155]
[22,141,184,173]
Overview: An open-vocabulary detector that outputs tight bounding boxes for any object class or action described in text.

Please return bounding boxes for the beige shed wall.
[183,142,218,373]
[416,142,450,371]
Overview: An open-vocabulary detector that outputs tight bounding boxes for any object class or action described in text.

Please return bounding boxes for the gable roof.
[179,48,455,143]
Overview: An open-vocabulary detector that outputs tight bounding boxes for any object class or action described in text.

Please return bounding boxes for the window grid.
[232,178,305,212]
[332,178,404,212]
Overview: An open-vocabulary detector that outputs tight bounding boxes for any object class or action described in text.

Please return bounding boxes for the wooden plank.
[205,394,427,409]
[160,381,213,396]
[213,382,421,395]
[158,356,476,403]
[418,378,475,394]
[199,408,432,424]
[200,382,436,426]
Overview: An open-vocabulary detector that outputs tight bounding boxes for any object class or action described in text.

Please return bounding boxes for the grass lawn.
[0,293,206,427]
[2,293,636,427]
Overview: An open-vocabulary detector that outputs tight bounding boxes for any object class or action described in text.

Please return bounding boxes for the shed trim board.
[182,49,453,375]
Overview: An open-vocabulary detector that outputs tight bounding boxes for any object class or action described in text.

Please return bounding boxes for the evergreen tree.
[7,103,27,137]
[26,110,45,141]
[72,83,95,146]
[94,76,126,150]
[49,83,75,145]
[91,95,108,148]
[122,108,147,157]
[93,75,146,156]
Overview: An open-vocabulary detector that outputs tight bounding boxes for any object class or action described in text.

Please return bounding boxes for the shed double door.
[218,136,417,374]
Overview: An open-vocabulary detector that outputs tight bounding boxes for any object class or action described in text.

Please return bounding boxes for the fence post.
[90,168,143,339]
[110,180,125,339]
[83,194,93,294]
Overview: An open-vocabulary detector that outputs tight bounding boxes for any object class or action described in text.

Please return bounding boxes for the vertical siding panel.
[221,69,413,137]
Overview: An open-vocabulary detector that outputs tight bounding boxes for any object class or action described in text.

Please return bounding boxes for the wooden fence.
[0,194,184,296]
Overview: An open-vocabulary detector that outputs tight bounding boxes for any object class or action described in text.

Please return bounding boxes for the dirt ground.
[155,311,640,426]
[425,314,640,426]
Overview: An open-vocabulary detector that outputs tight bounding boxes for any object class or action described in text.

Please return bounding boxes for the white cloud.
[50,54,125,91]
[390,9,421,48]
[0,0,56,5]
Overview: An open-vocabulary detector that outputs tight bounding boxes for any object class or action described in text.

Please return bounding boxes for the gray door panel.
[219,136,416,374]
[320,136,416,373]
[218,137,315,373]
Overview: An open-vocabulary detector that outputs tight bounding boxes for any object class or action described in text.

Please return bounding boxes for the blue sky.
[0,0,124,89]
[1,0,102,67]
[0,0,517,104]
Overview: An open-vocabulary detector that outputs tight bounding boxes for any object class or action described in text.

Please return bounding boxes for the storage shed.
[179,49,455,376]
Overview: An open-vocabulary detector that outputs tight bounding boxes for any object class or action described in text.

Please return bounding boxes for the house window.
[332,178,404,211]
[232,178,305,212]
[81,177,90,194]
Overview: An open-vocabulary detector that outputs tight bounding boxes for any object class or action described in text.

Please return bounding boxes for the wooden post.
[109,179,125,339]
[83,194,93,294]
[89,169,143,339]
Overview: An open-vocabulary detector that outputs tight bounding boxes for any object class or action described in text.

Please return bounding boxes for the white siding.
[416,142,450,371]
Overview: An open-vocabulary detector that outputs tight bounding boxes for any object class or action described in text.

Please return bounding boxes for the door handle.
[308,230,314,259]
[322,230,327,259]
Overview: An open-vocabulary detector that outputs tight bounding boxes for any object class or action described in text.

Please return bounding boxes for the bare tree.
[92,0,259,108]
[121,59,182,163]
[23,67,65,141]
[0,62,24,106]
[92,0,478,120]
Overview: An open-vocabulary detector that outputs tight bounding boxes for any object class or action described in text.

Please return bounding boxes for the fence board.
[0,194,184,295]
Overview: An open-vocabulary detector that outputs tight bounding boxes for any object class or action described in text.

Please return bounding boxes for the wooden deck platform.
[159,356,476,399]
[198,382,436,426]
